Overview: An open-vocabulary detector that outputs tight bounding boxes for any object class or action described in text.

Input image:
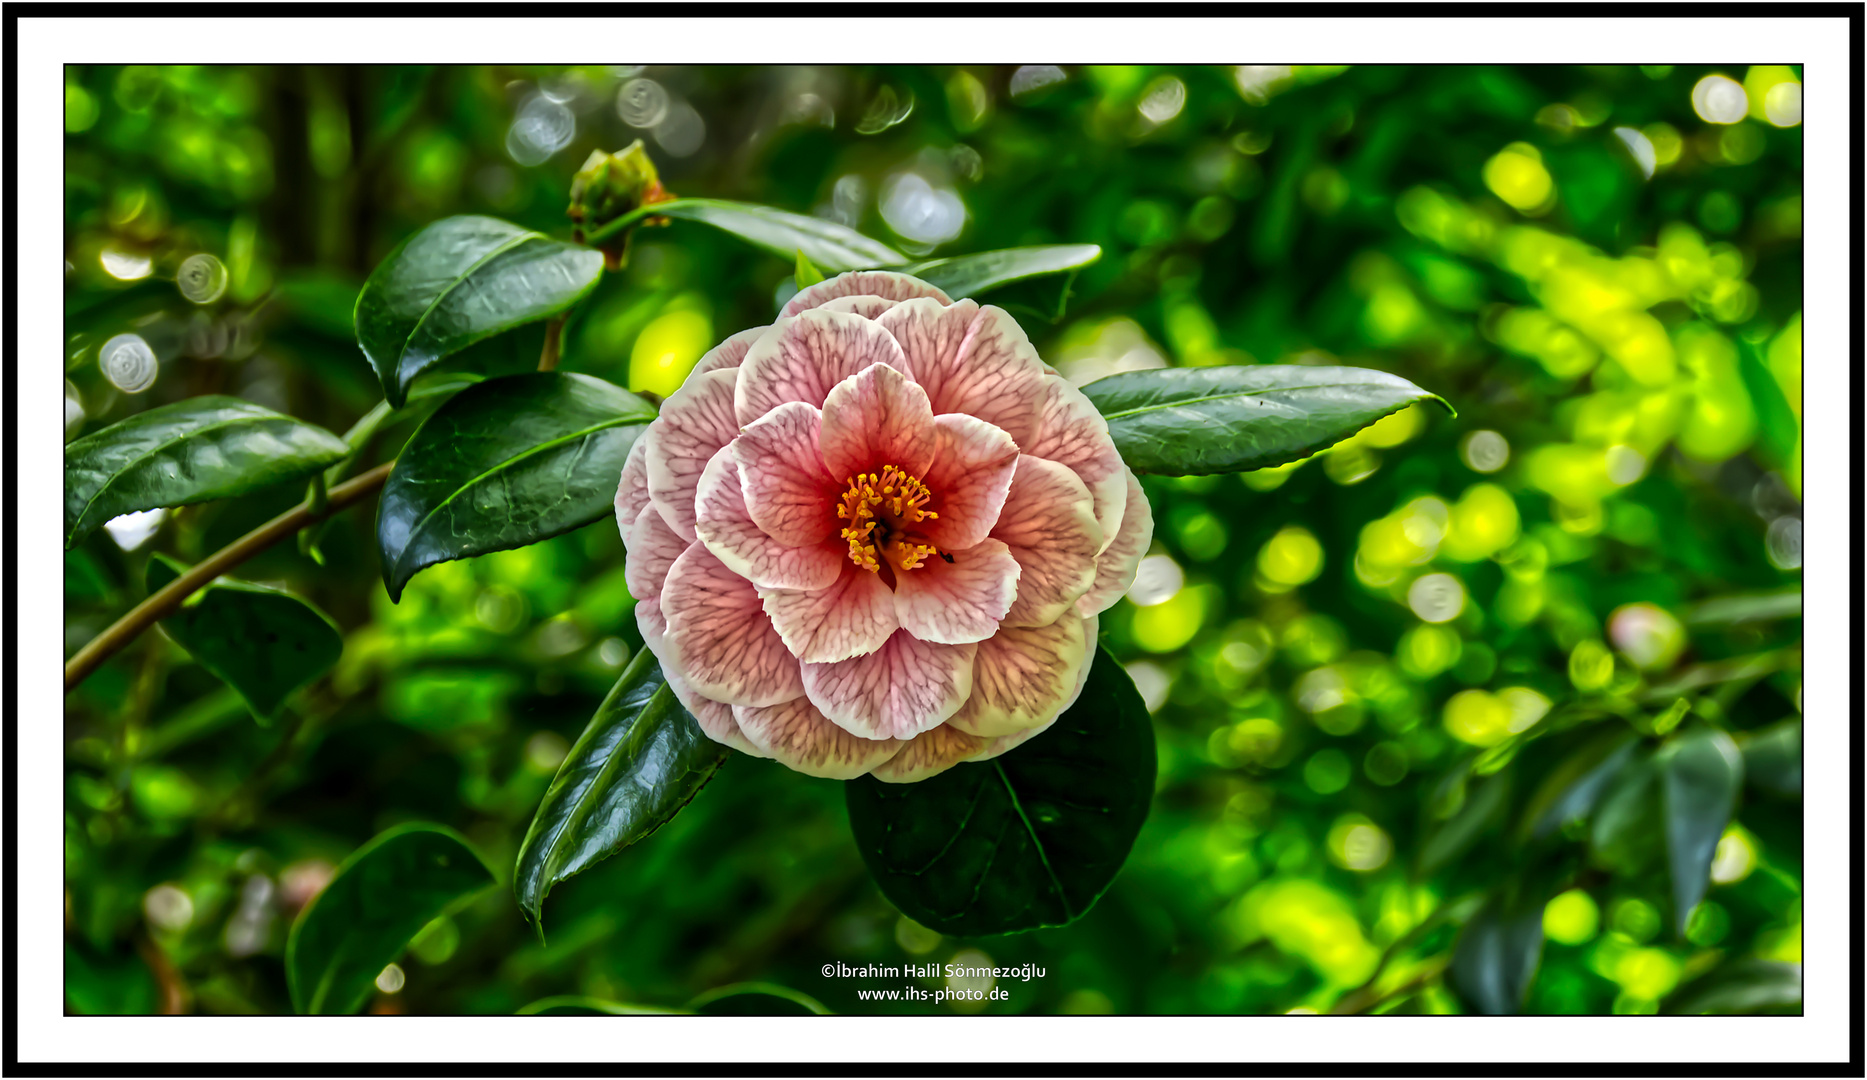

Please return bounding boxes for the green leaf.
[1681,588,1802,627]
[1737,717,1801,798]
[900,244,1102,298]
[844,646,1156,936]
[1663,958,1802,1015]
[642,198,904,273]
[513,649,728,929]
[1659,725,1744,935]
[516,996,685,1016]
[64,396,348,548]
[1419,769,1509,875]
[354,215,604,407]
[376,372,656,601]
[1520,730,1640,842]
[1450,892,1545,1016]
[1079,365,1452,476]
[145,555,343,723]
[1589,748,1662,873]
[285,824,495,1015]
[689,982,832,1015]
[794,248,827,289]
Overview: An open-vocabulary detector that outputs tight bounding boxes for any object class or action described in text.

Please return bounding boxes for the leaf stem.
[538,313,567,372]
[579,204,658,249]
[64,462,395,694]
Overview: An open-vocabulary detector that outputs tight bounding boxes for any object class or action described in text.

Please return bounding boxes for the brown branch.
[64,462,395,694]
[538,314,567,371]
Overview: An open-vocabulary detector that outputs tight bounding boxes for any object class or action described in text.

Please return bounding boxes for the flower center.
[836,465,942,573]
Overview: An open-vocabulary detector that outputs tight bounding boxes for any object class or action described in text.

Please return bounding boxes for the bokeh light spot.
[1691,75,1748,124]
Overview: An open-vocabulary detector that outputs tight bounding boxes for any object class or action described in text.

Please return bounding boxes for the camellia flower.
[615,271,1152,782]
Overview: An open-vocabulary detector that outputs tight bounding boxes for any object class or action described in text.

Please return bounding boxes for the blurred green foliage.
[64,63,1801,1016]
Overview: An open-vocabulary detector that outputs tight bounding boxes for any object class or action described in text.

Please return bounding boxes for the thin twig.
[64,462,395,694]
[538,314,567,371]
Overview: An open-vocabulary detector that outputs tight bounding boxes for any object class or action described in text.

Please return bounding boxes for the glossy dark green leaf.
[794,248,827,288]
[1738,717,1801,798]
[844,646,1156,937]
[1520,730,1640,841]
[285,824,495,1015]
[64,396,347,548]
[513,649,728,929]
[146,555,343,723]
[1663,958,1802,1015]
[644,198,904,273]
[1660,725,1744,934]
[1080,365,1451,476]
[515,996,684,1016]
[690,982,831,1015]
[1588,748,1662,873]
[376,372,656,601]
[355,215,604,407]
[1451,893,1545,1016]
[901,244,1102,298]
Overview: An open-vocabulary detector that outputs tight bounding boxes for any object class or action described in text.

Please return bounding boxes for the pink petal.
[643,368,741,542]
[733,696,900,779]
[879,299,1048,446]
[919,414,1020,551]
[665,665,766,758]
[816,295,900,320]
[734,309,912,426]
[869,723,987,784]
[730,402,839,547]
[946,612,1088,738]
[1025,375,1129,549]
[661,543,805,708]
[758,562,899,664]
[892,537,1019,645]
[802,630,975,741]
[690,325,767,378]
[968,614,1097,763]
[819,362,937,483]
[1076,471,1154,617]
[636,595,667,651]
[624,504,690,603]
[990,455,1102,627]
[693,447,845,591]
[781,270,952,318]
[614,434,652,539]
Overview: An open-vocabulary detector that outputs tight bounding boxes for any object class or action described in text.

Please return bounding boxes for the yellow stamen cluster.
[836,464,941,573]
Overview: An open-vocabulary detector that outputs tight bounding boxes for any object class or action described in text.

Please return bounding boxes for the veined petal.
[869,723,987,784]
[690,325,768,378]
[734,309,912,426]
[665,665,766,758]
[759,562,898,664]
[693,447,844,591]
[1026,375,1129,550]
[624,504,690,603]
[968,614,1096,763]
[636,595,667,652]
[946,612,1088,738]
[893,537,1019,645]
[781,270,952,318]
[730,401,839,547]
[991,455,1101,627]
[1076,471,1154,617]
[661,543,804,708]
[816,294,900,320]
[920,414,1020,551]
[802,630,975,741]
[733,696,900,779]
[880,300,1048,447]
[643,368,741,542]
[614,434,652,538]
[819,362,937,482]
